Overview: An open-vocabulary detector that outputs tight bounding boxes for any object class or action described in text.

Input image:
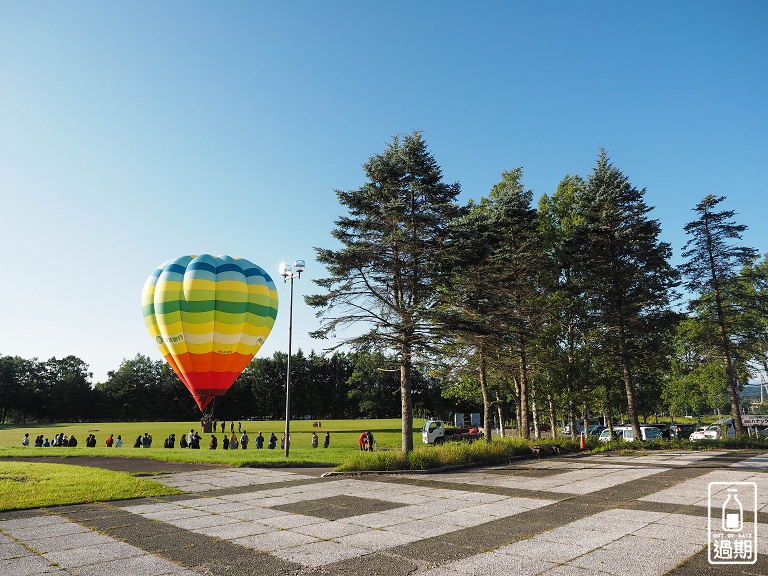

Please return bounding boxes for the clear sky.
[1,1,766,384]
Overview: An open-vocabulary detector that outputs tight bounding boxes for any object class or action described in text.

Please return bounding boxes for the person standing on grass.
[22,433,29,446]
[324,431,330,448]
[311,432,319,448]
[115,435,123,448]
[106,434,114,447]
[240,430,249,449]
[256,432,264,449]
[209,435,218,449]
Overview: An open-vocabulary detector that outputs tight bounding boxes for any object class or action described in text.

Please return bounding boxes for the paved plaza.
[2,450,768,575]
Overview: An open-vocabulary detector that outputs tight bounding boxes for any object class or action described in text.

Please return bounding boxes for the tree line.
[308,131,768,449]
[0,350,456,424]
[3,133,766,447]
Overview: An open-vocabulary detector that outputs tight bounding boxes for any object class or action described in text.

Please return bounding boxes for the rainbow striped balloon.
[141,255,279,412]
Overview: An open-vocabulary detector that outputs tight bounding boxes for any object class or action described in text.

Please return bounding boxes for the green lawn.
[0,419,426,467]
[0,461,180,511]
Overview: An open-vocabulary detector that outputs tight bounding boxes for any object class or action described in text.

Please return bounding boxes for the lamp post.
[279,259,304,458]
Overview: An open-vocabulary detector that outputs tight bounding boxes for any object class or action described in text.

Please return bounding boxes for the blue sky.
[1,1,766,384]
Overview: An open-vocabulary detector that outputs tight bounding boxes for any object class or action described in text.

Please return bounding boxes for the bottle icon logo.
[721,489,743,532]
[708,481,757,565]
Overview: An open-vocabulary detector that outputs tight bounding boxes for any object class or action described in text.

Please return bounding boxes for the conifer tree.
[680,195,758,434]
[306,132,461,452]
[574,151,678,441]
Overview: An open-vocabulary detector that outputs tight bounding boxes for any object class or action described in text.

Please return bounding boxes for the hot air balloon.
[141,255,278,412]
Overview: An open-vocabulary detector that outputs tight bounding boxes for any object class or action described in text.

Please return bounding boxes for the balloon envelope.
[141,255,278,411]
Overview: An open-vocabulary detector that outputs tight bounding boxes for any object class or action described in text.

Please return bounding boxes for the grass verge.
[335,437,583,472]
[0,462,179,511]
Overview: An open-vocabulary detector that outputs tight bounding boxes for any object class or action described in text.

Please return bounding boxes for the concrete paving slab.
[3,449,766,575]
[273,539,368,567]
[42,540,144,567]
[448,550,557,575]
[1,553,61,576]
[194,519,273,539]
[0,542,31,560]
[231,527,318,551]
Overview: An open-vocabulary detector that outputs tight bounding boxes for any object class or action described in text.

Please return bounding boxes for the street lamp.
[279,259,305,457]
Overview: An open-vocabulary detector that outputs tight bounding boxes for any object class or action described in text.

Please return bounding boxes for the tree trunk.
[615,308,642,440]
[400,342,413,452]
[548,393,557,439]
[479,349,491,442]
[518,341,530,440]
[496,392,505,438]
[511,374,521,437]
[714,292,744,434]
[531,383,540,440]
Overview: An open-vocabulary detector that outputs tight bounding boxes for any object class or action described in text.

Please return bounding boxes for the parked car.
[598,428,621,442]
[689,425,718,441]
[598,426,661,442]
[646,424,671,439]
[588,425,606,436]
[689,424,736,441]
[672,424,696,439]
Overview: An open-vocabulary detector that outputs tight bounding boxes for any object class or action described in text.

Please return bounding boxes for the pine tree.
[306,132,462,452]
[680,195,758,434]
[575,151,678,441]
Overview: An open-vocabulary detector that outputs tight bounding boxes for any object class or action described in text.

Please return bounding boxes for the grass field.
[0,461,179,511]
[0,418,426,467]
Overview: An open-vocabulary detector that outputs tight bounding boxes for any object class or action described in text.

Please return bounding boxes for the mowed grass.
[0,419,425,468]
[0,461,179,511]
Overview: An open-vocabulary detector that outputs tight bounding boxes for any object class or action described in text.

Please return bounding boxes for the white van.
[598,426,661,442]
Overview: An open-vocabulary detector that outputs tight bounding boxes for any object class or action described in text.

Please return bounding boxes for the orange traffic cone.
[579,432,586,450]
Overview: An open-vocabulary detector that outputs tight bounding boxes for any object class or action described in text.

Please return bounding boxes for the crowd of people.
[20,427,341,450]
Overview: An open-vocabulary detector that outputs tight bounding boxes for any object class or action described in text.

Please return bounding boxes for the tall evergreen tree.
[680,195,758,434]
[538,175,592,437]
[306,132,462,452]
[575,150,678,441]
[484,169,545,440]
